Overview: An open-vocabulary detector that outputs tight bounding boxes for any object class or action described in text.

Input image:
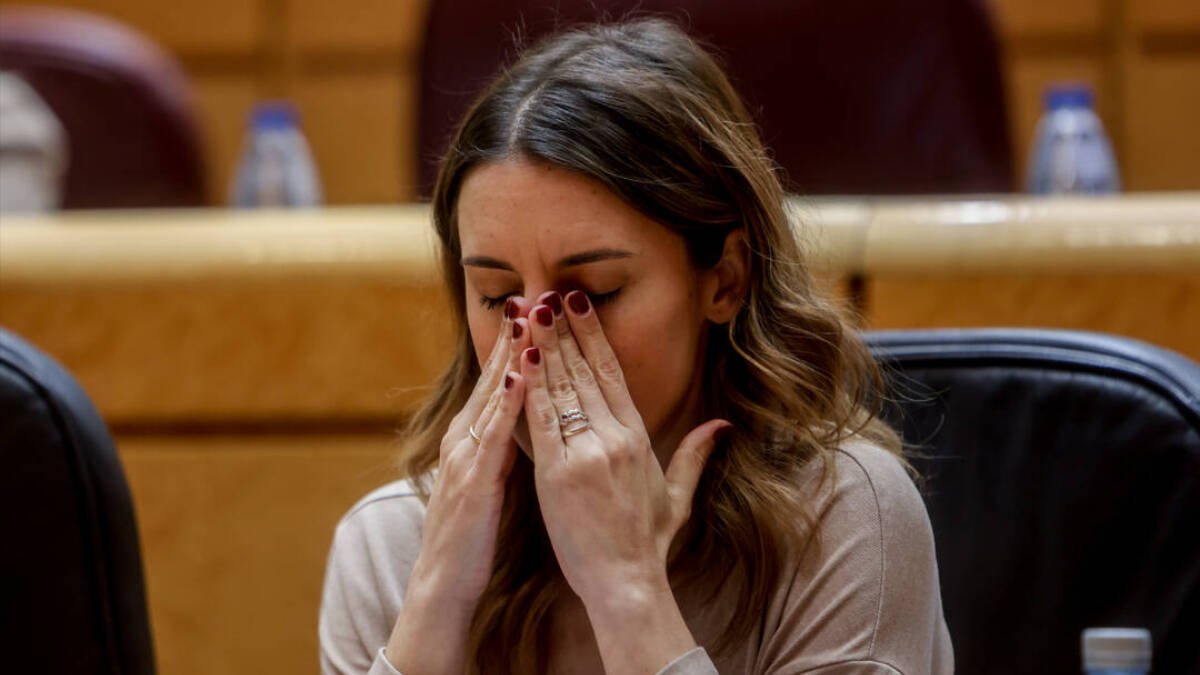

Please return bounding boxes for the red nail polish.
[566,290,591,315]
[534,305,554,327]
[504,373,514,390]
[526,347,541,365]
[504,297,519,320]
[545,292,563,316]
[512,321,523,339]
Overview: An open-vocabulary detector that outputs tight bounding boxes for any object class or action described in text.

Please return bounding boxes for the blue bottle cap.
[251,101,299,130]
[1045,84,1094,110]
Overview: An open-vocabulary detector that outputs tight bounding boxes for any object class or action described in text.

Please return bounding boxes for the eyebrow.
[461,248,634,271]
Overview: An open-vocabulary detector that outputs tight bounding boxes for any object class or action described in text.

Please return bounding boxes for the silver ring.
[468,424,482,444]
[559,408,590,438]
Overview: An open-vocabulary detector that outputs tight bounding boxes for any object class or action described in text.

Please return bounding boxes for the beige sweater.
[319,440,953,674]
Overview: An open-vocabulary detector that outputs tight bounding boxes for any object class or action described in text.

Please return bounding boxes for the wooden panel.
[990,0,1102,35]
[1123,54,1200,190]
[0,278,453,422]
[1,0,263,52]
[287,0,428,52]
[866,273,1200,362]
[192,76,259,205]
[295,72,416,204]
[1128,0,1200,30]
[1005,55,1107,186]
[121,434,399,675]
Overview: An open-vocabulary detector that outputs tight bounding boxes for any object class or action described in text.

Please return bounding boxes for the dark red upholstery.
[0,7,206,208]
[416,0,1013,198]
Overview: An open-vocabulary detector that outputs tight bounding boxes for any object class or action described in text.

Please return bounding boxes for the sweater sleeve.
[657,647,719,674]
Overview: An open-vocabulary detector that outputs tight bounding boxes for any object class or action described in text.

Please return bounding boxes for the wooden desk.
[1,194,1197,675]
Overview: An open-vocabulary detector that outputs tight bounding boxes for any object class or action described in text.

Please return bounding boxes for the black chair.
[866,329,1200,675]
[0,328,156,675]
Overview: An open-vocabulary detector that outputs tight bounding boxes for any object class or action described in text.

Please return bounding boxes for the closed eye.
[479,293,515,310]
[478,288,622,310]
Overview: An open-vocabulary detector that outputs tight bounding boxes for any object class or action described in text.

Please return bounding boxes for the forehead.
[456,159,679,260]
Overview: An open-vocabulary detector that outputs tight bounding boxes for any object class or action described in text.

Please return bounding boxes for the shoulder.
[319,478,428,675]
[752,439,953,673]
[827,439,930,544]
[324,475,429,567]
[325,477,429,593]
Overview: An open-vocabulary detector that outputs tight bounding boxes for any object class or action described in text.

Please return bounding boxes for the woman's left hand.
[520,290,730,671]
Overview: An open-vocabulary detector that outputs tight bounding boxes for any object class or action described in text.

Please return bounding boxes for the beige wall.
[2,0,1198,203]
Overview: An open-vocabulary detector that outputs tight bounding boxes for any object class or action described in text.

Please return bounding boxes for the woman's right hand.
[385,297,530,673]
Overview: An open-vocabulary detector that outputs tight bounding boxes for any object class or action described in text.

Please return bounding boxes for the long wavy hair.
[397,18,901,673]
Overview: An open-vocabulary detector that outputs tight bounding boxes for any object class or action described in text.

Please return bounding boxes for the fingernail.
[534,305,554,327]
[504,297,519,320]
[566,290,591,315]
[525,347,541,365]
[512,321,523,339]
[504,373,514,390]
[544,292,563,316]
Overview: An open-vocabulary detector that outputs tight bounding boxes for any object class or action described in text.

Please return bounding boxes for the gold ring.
[468,424,482,444]
[559,408,590,438]
[562,423,590,438]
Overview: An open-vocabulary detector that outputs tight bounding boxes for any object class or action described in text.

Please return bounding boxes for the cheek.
[603,301,698,424]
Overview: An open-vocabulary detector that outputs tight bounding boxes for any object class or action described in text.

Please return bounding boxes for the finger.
[475,371,525,479]
[474,316,531,434]
[535,291,616,429]
[562,290,641,427]
[529,302,587,428]
[520,346,565,465]
[457,297,523,427]
[664,420,731,508]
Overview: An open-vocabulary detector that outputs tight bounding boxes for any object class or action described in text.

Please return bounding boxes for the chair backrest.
[866,328,1200,674]
[416,0,1012,198]
[0,6,206,208]
[0,328,156,675]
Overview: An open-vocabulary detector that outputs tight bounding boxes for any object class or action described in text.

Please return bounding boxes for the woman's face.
[456,159,726,456]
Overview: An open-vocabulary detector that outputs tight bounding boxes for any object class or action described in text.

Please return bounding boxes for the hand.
[385,297,532,672]
[520,290,730,671]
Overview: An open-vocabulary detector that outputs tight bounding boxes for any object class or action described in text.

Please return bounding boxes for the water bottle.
[1082,627,1151,675]
[1026,84,1121,194]
[230,101,322,207]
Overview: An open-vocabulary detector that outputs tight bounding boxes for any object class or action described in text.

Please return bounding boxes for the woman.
[320,18,952,675]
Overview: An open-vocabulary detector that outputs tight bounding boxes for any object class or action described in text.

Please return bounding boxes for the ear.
[700,229,749,325]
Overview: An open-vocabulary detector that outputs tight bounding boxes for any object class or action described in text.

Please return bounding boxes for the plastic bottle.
[1026,84,1121,194]
[1082,627,1151,675]
[230,101,322,207]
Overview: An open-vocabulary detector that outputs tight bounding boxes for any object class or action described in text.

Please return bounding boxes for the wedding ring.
[468,424,482,444]
[559,408,590,438]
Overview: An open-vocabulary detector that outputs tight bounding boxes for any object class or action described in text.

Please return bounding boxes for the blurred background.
[0,0,1197,207]
[1,2,1198,675]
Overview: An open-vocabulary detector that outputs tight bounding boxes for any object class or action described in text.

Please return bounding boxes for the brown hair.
[397,17,900,672]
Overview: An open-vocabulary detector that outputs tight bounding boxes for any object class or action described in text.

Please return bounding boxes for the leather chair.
[0,328,156,675]
[416,0,1012,197]
[0,6,206,208]
[866,329,1200,674]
